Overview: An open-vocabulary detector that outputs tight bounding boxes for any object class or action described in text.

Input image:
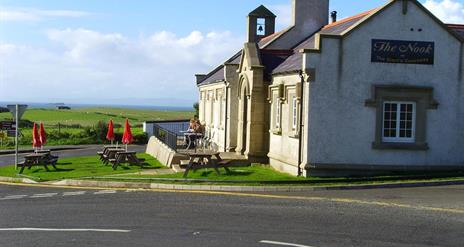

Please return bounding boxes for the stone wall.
[145,136,186,167]
[303,1,464,174]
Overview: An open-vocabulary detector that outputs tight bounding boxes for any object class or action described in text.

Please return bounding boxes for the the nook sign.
[371,39,434,65]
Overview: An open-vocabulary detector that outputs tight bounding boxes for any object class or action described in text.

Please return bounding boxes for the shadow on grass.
[56,162,73,166]
[30,168,75,173]
[193,170,254,177]
[140,164,164,170]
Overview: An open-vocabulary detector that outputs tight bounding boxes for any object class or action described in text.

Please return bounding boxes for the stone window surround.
[268,84,284,135]
[215,88,225,129]
[365,85,439,150]
[287,92,300,139]
[268,83,302,137]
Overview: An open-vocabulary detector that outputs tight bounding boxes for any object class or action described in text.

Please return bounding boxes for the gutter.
[297,70,305,177]
[224,81,229,152]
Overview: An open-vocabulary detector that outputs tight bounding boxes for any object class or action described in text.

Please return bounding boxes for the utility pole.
[15,105,18,170]
[7,104,28,170]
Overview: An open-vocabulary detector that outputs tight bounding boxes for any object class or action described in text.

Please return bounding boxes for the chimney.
[247,5,276,43]
[331,11,337,23]
[292,0,329,34]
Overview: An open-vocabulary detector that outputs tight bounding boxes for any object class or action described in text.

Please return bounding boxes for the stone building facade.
[196,0,464,176]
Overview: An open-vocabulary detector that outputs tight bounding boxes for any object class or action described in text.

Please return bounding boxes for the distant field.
[0,107,194,147]
[0,108,194,127]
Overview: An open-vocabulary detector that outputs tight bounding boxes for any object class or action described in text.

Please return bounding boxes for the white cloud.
[0,29,243,105]
[424,0,464,23]
[0,7,91,22]
[267,0,464,29]
[269,4,292,30]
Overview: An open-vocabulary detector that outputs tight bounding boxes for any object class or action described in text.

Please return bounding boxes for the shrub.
[19,120,34,128]
[94,121,108,141]
[0,107,9,113]
[133,133,148,144]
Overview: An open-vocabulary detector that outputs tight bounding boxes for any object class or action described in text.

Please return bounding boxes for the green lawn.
[98,166,464,186]
[1,153,462,185]
[0,154,165,181]
[130,165,307,181]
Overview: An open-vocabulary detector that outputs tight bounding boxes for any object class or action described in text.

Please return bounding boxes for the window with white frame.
[200,92,205,122]
[275,97,281,129]
[382,101,416,143]
[221,97,226,127]
[217,89,224,128]
[292,96,298,130]
[209,91,214,126]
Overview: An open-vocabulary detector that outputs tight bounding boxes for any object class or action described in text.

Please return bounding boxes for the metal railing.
[152,120,190,152]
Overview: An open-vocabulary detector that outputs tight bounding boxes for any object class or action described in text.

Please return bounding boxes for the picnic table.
[109,151,145,170]
[97,146,120,161]
[183,151,231,178]
[18,152,59,174]
[101,148,126,165]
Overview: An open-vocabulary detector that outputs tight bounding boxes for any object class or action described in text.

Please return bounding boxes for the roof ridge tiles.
[322,8,377,30]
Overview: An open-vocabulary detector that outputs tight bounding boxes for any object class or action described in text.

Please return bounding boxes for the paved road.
[0,183,463,247]
[0,145,146,167]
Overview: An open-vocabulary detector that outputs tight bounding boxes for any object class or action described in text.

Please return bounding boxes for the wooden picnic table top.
[188,151,220,157]
[117,151,137,155]
[183,132,203,136]
[25,153,47,158]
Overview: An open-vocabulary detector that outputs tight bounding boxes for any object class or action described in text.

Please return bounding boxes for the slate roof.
[260,50,294,81]
[272,10,375,75]
[448,24,464,39]
[197,51,241,87]
[198,3,464,86]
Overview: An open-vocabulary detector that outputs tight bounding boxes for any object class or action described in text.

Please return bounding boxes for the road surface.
[0,183,463,247]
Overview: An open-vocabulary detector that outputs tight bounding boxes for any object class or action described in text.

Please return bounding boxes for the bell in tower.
[247,5,276,43]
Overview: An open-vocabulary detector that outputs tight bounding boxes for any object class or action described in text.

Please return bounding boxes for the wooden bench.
[18,153,59,174]
[101,148,125,165]
[97,146,119,161]
[109,151,144,170]
[183,152,232,178]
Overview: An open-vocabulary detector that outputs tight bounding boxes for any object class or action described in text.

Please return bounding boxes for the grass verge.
[1,156,463,186]
[0,154,164,182]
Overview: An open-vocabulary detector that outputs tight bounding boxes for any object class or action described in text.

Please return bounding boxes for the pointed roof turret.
[248,5,276,18]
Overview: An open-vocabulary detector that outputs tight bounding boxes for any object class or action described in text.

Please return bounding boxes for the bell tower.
[247,5,276,43]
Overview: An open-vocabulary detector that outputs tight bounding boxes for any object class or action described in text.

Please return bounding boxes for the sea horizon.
[0,102,194,112]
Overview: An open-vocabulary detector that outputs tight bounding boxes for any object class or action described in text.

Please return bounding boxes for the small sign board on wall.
[7,130,17,137]
[371,39,435,65]
[0,121,16,131]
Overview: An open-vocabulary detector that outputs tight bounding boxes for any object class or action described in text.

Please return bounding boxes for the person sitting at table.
[193,120,203,134]
[185,119,198,148]
[186,120,204,149]
[188,119,195,133]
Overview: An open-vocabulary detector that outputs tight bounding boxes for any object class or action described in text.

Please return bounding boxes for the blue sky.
[1,0,464,106]
[0,0,387,45]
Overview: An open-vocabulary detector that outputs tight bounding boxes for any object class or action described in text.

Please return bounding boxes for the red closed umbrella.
[122,119,133,150]
[32,123,42,150]
[106,120,115,144]
[39,122,47,148]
